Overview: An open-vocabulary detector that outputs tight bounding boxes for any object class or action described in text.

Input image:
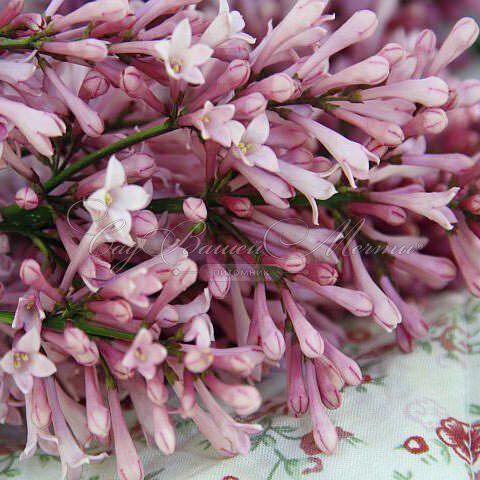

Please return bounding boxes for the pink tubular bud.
[205,374,261,416]
[51,0,129,32]
[413,29,437,78]
[323,340,362,386]
[402,153,473,174]
[461,194,480,215]
[85,366,111,440]
[286,336,309,416]
[380,276,429,339]
[41,40,108,62]
[9,13,45,32]
[88,299,132,324]
[0,0,23,29]
[19,259,63,302]
[315,364,341,410]
[457,79,480,108]
[15,187,38,210]
[428,17,480,76]
[332,108,404,147]
[44,66,104,137]
[132,210,159,239]
[153,403,176,455]
[231,93,267,120]
[262,251,307,274]
[305,360,338,454]
[32,379,51,429]
[107,388,144,480]
[180,370,196,418]
[215,39,251,62]
[281,289,324,359]
[207,256,231,299]
[403,108,448,136]
[184,348,213,373]
[377,43,405,66]
[119,66,144,96]
[244,73,298,103]
[64,327,99,366]
[303,263,338,286]
[298,10,378,80]
[211,346,264,376]
[147,372,168,405]
[359,77,449,107]
[183,197,207,222]
[220,196,253,218]
[119,66,166,111]
[349,202,407,226]
[310,56,389,95]
[396,324,414,353]
[253,283,285,361]
[79,70,110,101]
[189,60,250,111]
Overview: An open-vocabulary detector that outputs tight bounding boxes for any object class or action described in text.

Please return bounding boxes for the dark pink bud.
[15,187,38,210]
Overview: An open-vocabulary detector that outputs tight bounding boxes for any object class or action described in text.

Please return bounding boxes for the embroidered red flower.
[300,427,353,456]
[302,457,323,475]
[403,436,429,454]
[222,476,239,480]
[436,417,476,463]
[346,328,372,343]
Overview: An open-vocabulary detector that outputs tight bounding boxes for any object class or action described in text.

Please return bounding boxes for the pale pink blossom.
[122,328,167,379]
[1,329,56,394]
[154,19,213,84]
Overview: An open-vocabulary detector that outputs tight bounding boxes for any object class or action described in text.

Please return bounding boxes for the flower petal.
[244,113,270,145]
[111,185,151,211]
[171,19,192,56]
[30,353,56,377]
[248,145,279,172]
[17,328,41,353]
[104,155,125,191]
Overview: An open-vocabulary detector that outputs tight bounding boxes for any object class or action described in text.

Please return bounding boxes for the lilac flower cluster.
[0,0,479,478]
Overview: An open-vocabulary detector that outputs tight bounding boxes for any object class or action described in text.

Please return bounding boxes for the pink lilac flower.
[0,329,56,394]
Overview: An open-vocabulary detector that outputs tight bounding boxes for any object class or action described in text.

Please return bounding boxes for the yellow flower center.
[238,142,252,155]
[170,57,183,74]
[104,192,113,206]
[134,349,147,362]
[25,302,34,311]
[13,352,29,369]
[202,115,210,124]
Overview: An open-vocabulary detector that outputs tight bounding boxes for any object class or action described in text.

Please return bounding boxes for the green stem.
[43,119,175,193]
[148,191,367,214]
[0,311,135,341]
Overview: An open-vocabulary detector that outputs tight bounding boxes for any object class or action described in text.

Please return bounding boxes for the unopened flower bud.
[403,108,448,136]
[80,70,110,100]
[20,259,63,302]
[41,39,108,62]
[183,197,207,222]
[246,73,298,102]
[132,210,159,239]
[184,348,213,373]
[232,93,267,120]
[89,299,133,323]
[15,187,38,210]
[428,17,480,75]
[64,327,99,366]
[220,196,254,218]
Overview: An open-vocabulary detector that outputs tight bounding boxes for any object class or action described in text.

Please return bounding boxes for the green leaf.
[272,426,297,434]
[144,469,165,480]
[420,342,432,354]
[262,434,277,446]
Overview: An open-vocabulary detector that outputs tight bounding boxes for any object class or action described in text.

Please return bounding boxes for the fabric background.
[1,290,479,480]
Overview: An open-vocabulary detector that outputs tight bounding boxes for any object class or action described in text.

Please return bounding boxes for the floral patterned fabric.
[1,290,479,480]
